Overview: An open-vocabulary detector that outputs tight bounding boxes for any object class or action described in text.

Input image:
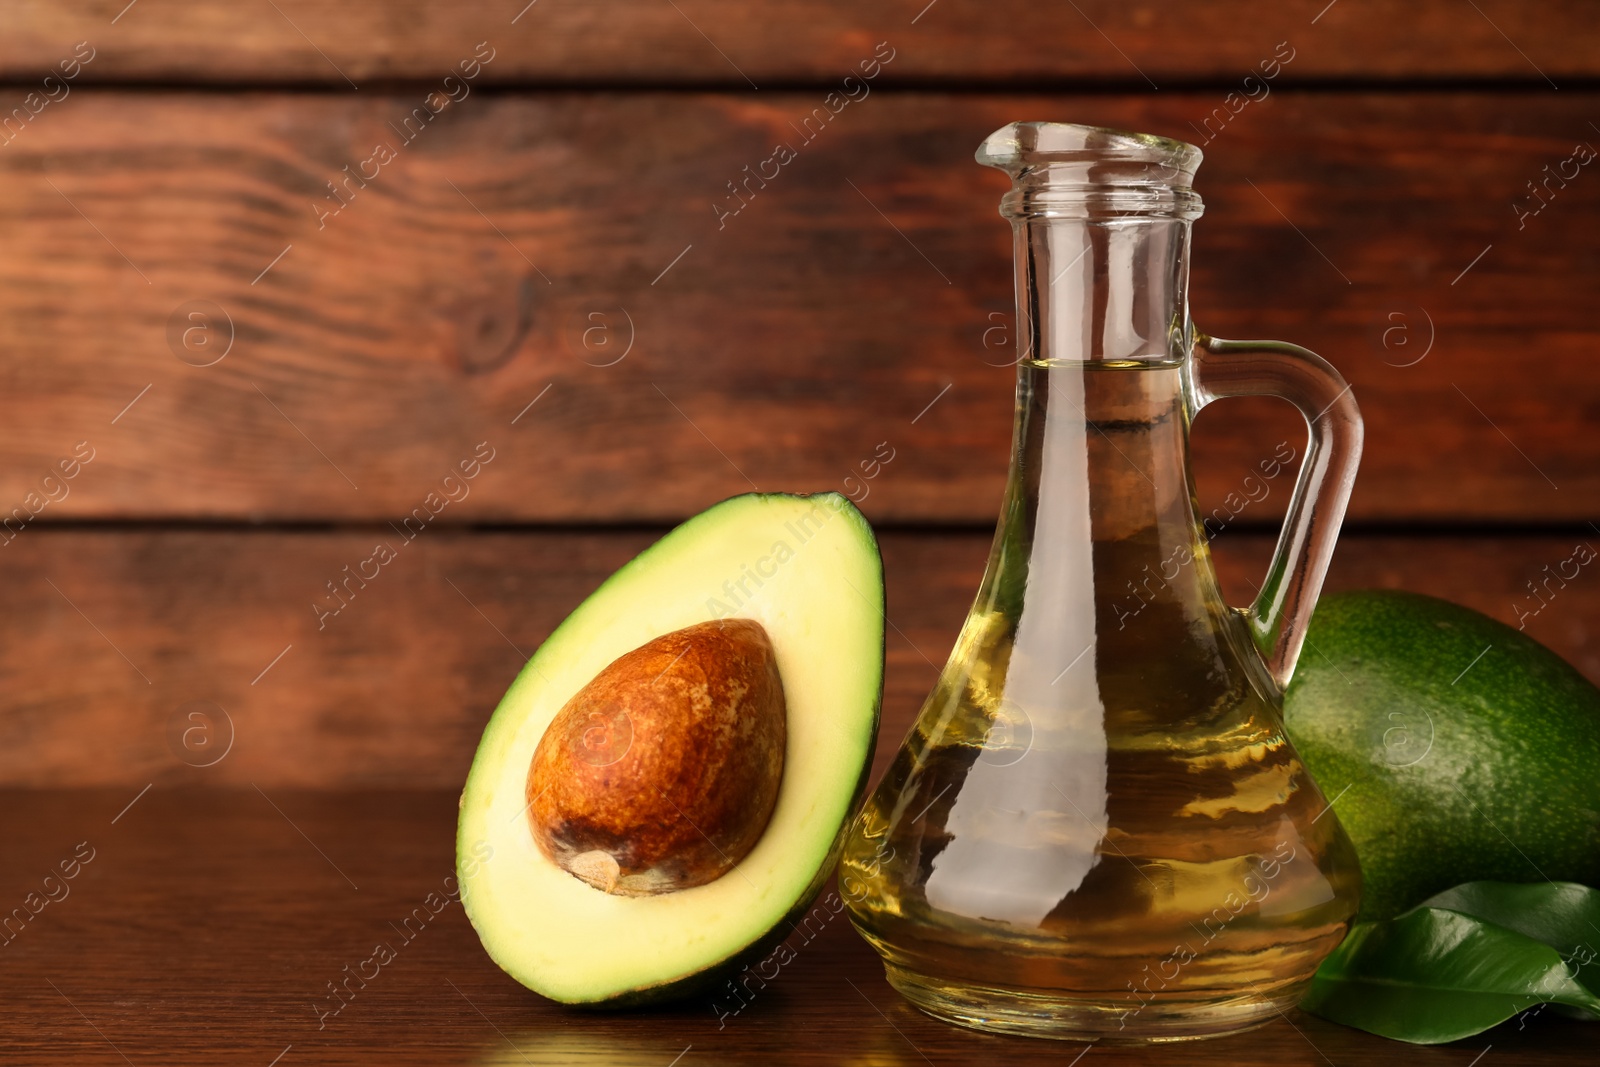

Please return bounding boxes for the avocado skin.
[458,492,886,1007]
[1284,590,1600,921]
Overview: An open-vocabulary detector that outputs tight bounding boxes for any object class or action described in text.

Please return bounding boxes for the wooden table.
[3,789,1585,1066]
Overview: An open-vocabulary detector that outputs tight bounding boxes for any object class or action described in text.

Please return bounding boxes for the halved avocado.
[457,492,884,1005]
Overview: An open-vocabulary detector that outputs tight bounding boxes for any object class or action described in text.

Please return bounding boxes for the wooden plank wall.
[0,2,1594,786]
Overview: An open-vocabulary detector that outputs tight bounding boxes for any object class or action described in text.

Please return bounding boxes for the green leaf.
[1421,881,1600,1001]
[1301,905,1600,1043]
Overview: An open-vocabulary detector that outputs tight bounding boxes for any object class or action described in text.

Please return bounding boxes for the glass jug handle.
[1190,335,1364,690]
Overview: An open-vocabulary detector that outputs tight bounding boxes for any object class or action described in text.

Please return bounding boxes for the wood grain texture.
[0,787,1588,1065]
[0,1,1596,84]
[0,91,1595,522]
[0,527,1592,788]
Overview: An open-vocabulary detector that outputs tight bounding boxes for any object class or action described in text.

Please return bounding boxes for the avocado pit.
[527,619,787,896]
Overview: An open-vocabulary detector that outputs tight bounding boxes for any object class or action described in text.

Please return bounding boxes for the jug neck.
[1010,214,1192,366]
[980,121,1204,366]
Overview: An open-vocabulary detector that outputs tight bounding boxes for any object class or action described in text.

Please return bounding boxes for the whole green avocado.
[1284,590,1600,920]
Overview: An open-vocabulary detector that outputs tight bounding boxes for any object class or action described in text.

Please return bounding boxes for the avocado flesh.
[1284,589,1600,920]
[457,492,884,1004]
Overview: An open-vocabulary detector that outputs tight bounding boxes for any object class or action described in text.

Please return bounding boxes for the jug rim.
[978,122,1204,221]
[977,122,1203,177]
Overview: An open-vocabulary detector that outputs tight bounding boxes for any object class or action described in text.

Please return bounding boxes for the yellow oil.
[840,360,1359,1041]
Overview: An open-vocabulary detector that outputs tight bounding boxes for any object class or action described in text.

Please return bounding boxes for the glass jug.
[840,122,1364,1042]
